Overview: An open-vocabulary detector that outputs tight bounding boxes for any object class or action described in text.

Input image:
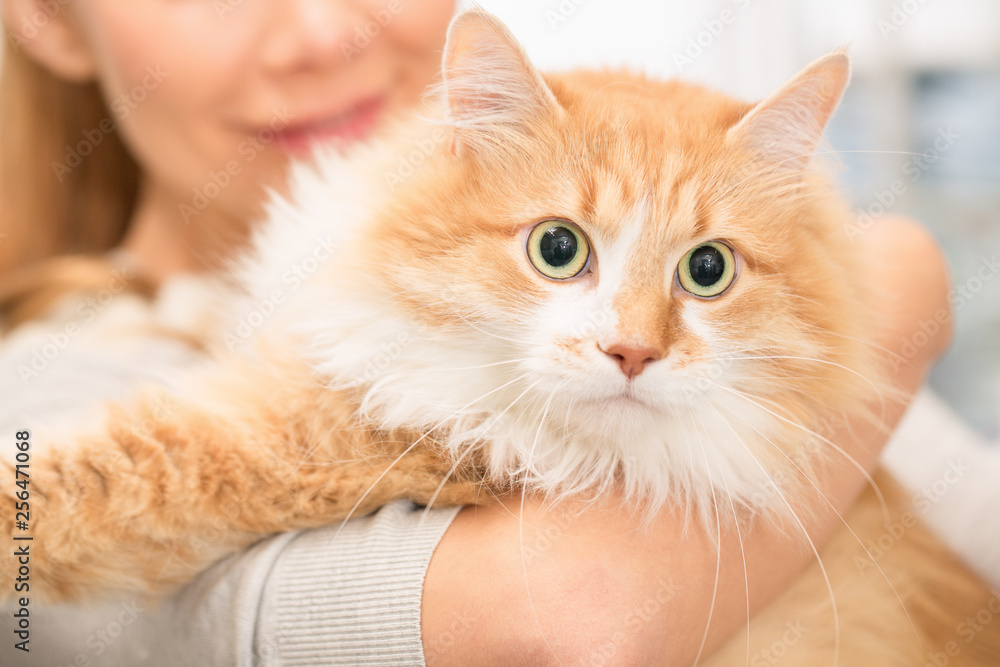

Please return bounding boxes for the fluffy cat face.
[254,10,875,516]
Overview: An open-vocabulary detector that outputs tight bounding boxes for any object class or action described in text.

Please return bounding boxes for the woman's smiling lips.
[267,94,386,155]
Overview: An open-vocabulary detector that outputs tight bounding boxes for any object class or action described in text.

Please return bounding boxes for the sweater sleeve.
[256,501,462,666]
[0,501,460,666]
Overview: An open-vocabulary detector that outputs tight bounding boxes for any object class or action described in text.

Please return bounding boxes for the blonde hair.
[0,34,144,331]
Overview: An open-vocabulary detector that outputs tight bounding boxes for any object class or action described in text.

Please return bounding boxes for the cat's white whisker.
[432,358,534,372]
[715,406,843,666]
[419,378,543,520]
[708,382,890,528]
[714,400,923,645]
[732,375,829,382]
[698,407,753,667]
[820,329,909,364]
[781,292,825,309]
[418,442,477,519]
[687,409,724,667]
[450,314,538,347]
[707,158,804,211]
[681,345,776,364]
[819,148,963,165]
[725,354,886,405]
[516,382,562,661]
[332,370,537,535]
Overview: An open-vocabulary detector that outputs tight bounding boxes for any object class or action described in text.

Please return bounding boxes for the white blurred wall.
[472,0,1000,92]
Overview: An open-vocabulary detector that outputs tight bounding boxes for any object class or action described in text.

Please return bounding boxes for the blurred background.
[476,0,1000,438]
[2,0,994,435]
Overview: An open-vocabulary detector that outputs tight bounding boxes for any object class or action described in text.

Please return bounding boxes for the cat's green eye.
[677,241,736,298]
[526,221,591,280]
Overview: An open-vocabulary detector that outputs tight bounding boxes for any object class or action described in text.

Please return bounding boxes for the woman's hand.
[422,215,952,665]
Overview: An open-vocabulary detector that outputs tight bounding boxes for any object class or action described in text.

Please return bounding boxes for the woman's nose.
[259,0,366,73]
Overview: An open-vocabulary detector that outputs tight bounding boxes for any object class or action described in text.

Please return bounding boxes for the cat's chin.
[579,387,685,422]
[572,393,676,439]
[585,392,653,415]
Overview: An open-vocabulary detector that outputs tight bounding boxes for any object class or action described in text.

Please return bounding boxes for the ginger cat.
[4,9,999,664]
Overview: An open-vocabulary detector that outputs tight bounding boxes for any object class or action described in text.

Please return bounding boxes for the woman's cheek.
[383,0,456,51]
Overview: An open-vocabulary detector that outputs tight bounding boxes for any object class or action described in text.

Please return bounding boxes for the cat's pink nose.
[601,344,662,380]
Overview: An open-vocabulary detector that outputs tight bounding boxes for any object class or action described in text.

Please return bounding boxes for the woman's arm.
[422,216,953,665]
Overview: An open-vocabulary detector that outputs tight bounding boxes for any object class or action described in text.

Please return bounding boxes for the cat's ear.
[441,9,563,156]
[727,52,850,171]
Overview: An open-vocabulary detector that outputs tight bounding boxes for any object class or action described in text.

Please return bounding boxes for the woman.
[0,0,953,664]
